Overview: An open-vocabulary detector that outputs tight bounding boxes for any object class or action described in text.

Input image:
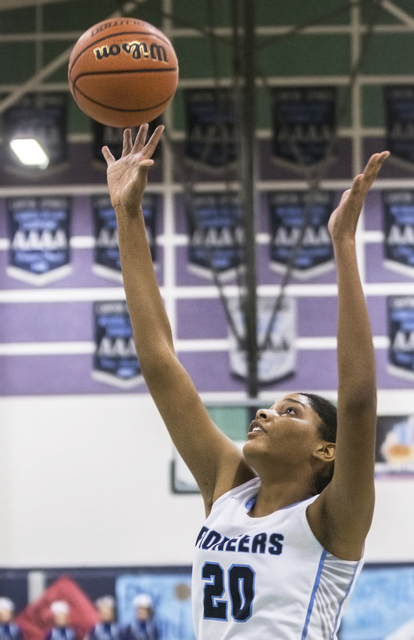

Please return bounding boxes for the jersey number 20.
[202,562,255,622]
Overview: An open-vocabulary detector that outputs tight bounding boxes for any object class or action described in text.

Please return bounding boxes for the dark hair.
[300,393,337,494]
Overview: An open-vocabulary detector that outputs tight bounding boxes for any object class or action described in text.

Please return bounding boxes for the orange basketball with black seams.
[68,17,179,128]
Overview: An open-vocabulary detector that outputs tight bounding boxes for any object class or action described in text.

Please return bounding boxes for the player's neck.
[248,475,315,517]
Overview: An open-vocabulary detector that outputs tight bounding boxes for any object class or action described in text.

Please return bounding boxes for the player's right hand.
[102,124,164,212]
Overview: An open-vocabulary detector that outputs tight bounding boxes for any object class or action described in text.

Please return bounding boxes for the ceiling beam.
[0,0,139,115]
[380,0,414,28]
[0,0,77,10]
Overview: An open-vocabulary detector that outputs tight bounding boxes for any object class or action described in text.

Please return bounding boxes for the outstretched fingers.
[101,145,115,167]
[128,123,164,157]
[347,151,390,203]
[328,151,390,240]
[360,151,390,188]
[132,123,149,153]
[104,124,164,168]
[121,128,134,157]
[142,124,165,157]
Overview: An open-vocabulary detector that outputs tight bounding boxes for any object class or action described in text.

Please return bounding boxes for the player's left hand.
[328,151,390,242]
[102,123,164,212]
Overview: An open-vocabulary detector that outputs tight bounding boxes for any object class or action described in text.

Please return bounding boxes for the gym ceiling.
[0,0,413,143]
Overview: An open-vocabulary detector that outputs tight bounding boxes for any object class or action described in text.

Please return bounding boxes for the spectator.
[86,597,120,640]
[122,595,158,640]
[45,601,76,640]
[0,598,22,640]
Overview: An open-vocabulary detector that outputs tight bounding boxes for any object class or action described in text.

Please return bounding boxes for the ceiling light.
[3,93,67,171]
[9,138,50,169]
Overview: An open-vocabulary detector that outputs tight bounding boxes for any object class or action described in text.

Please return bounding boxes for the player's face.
[243,393,323,467]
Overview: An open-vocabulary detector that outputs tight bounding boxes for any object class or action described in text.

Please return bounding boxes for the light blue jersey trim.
[332,561,360,636]
[301,549,328,640]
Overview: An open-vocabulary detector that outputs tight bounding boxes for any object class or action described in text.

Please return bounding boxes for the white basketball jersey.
[192,478,363,640]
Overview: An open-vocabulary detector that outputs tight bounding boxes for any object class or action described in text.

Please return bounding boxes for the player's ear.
[313,441,335,463]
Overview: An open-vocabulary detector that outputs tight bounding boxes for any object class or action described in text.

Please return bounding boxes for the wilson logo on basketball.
[93,41,169,63]
[69,17,179,126]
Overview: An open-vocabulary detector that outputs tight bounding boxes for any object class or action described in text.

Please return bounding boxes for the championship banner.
[7,196,71,285]
[183,88,237,170]
[384,86,414,167]
[116,573,194,640]
[228,296,296,384]
[271,87,336,170]
[268,191,334,278]
[92,195,157,281]
[387,296,414,381]
[92,117,162,162]
[4,93,67,169]
[186,192,244,279]
[382,190,414,277]
[92,301,143,388]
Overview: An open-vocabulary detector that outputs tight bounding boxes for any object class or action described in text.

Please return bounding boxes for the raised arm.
[102,125,254,513]
[307,152,389,560]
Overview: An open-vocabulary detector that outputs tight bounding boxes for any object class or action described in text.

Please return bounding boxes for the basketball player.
[102,125,389,639]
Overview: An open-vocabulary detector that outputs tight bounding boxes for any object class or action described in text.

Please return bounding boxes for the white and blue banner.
[184,89,237,170]
[384,85,414,168]
[268,190,334,278]
[92,195,158,282]
[116,573,195,640]
[382,190,414,277]
[7,196,71,285]
[92,301,143,388]
[387,296,414,381]
[271,87,336,170]
[187,192,244,279]
[228,296,296,384]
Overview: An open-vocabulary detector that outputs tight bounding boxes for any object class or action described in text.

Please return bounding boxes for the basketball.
[68,17,179,128]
